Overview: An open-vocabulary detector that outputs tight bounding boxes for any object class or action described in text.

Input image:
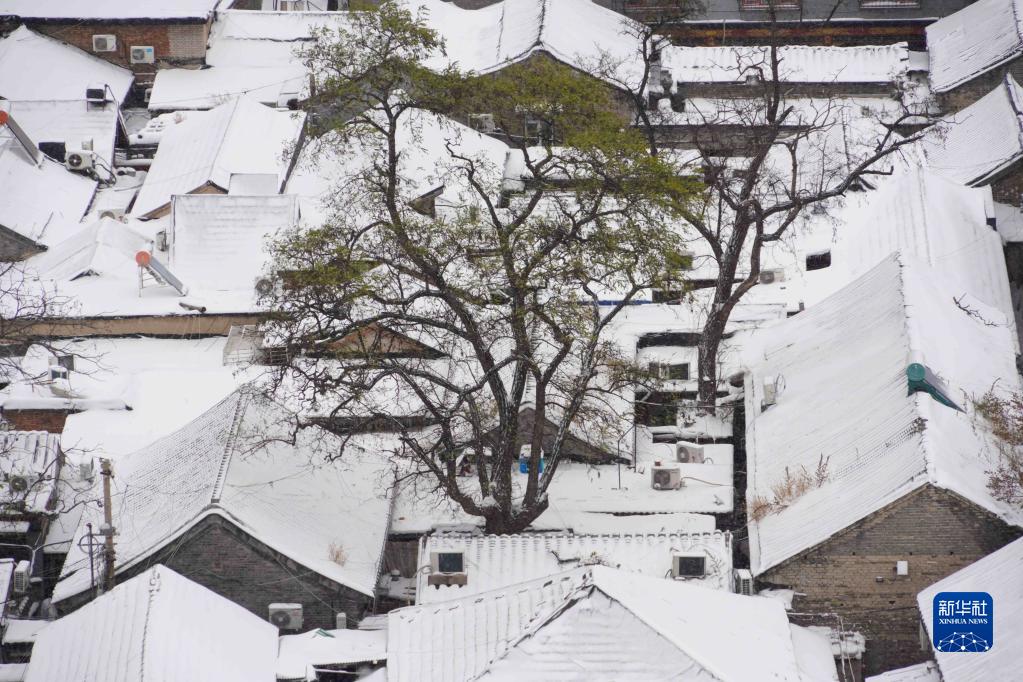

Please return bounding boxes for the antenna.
[0,110,42,166]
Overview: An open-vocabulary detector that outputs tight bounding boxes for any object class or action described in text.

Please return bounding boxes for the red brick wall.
[3,410,73,433]
[29,20,210,86]
[760,485,1021,676]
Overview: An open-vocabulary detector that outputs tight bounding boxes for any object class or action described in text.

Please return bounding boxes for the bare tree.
[264,2,696,533]
[598,16,932,411]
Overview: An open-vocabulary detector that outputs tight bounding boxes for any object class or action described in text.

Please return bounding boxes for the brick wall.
[59,514,374,630]
[3,410,73,433]
[29,20,210,86]
[760,485,1021,676]
[992,167,1023,207]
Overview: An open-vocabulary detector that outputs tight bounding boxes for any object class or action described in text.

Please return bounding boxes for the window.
[649,362,691,381]
[805,251,832,271]
[436,552,465,574]
[673,555,706,578]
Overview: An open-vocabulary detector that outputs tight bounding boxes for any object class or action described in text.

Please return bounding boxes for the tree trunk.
[697,314,726,415]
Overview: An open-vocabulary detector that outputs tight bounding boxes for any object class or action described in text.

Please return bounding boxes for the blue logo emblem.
[932,592,993,652]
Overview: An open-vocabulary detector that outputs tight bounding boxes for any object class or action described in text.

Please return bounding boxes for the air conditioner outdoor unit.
[130,46,155,64]
[676,441,705,464]
[12,561,30,594]
[672,554,707,578]
[758,268,785,285]
[651,462,682,490]
[65,150,95,171]
[733,568,754,595]
[92,35,117,52]
[268,603,303,630]
[427,551,468,587]
[85,84,108,103]
[99,208,126,221]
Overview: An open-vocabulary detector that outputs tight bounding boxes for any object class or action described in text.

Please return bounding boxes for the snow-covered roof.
[389,565,834,682]
[149,65,308,112]
[1,99,120,169]
[0,431,60,515]
[169,193,298,292]
[53,390,394,603]
[922,75,1023,186]
[764,157,1016,335]
[131,97,305,218]
[918,537,1023,682]
[286,110,509,228]
[661,43,912,84]
[0,133,96,246]
[409,0,643,84]
[0,0,223,21]
[744,254,1023,575]
[416,530,732,603]
[0,26,133,103]
[865,662,942,682]
[926,0,1023,93]
[1,337,252,459]
[25,565,277,682]
[276,628,386,680]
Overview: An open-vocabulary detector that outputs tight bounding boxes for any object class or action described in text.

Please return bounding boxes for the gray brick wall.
[59,514,373,630]
[760,485,1021,676]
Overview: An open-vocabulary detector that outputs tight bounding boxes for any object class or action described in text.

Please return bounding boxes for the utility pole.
[99,459,116,593]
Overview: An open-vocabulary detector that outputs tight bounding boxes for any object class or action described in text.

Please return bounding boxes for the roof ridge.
[138,567,162,682]
[210,392,247,504]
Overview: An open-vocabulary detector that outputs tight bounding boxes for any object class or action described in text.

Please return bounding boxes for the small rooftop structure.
[388,565,837,682]
[917,537,1023,682]
[53,390,394,604]
[922,75,1023,186]
[926,0,1023,93]
[24,565,278,682]
[169,193,299,293]
[0,26,132,103]
[744,254,1023,575]
[416,530,733,603]
[131,97,305,219]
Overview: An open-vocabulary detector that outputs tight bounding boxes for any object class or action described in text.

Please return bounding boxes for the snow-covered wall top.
[0,0,223,21]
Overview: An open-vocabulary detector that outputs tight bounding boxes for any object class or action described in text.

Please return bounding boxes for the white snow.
[276,628,386,680]
[921,75,1023,186]
[926,0,1023,93]
[53,391,394,604]
[0,134,96,245]
[1,620,49,645]
[388,566,834,682]
[0,0,223,20]
[918,537,1023,682]
[24,565,278,682]
[0,99,121,170]
[743,254,1023,575]
[866,662,942,682]
[416,531,733,603]
[662,44,911,84]
[131,97,305,218]
[0,26,133,103]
